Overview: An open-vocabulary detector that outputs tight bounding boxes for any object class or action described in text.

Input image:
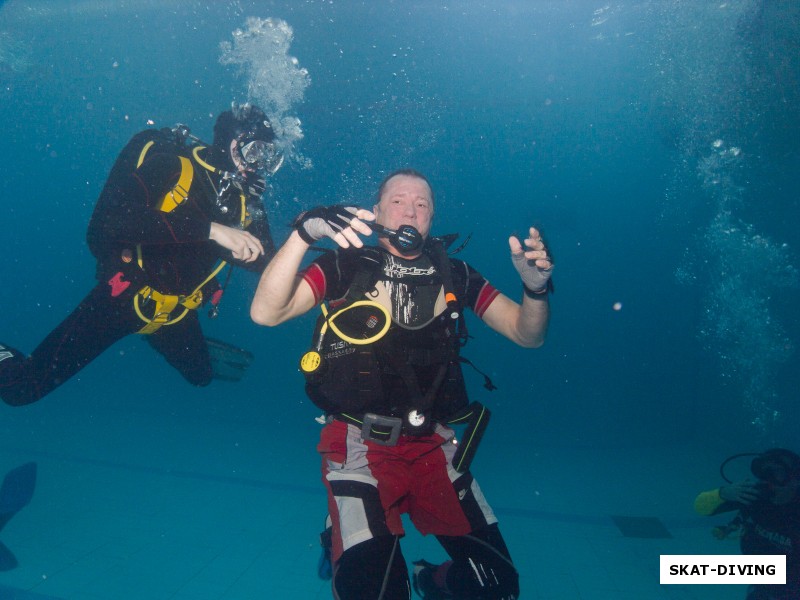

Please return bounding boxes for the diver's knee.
[334,537,409,600]
[182,363,213,387]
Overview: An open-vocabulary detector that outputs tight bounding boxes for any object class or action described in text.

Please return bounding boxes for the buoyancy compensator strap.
[446,401,491,473]
[136,129,196,215]
[134,259,227,334]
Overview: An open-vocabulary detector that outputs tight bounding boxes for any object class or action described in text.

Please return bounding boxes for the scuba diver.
[695,448,800,600]
[250,169,553,599]
[0,103,283,407]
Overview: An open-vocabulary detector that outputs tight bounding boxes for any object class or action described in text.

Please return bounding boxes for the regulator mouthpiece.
[371,223,423,253]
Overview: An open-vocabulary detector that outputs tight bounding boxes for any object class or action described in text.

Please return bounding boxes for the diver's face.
[230,137,283,177]
[769,478,800,505]
[374,175,433,253]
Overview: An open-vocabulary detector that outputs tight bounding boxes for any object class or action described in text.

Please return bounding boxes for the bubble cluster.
[0,31,30,74]
[219,17,311,168]
[694,143,798,430]
[652,0,798,432]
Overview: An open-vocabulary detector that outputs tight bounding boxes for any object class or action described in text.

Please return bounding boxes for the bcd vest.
[302,242,471,422]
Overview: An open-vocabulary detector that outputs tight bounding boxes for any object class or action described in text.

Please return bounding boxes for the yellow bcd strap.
[155,156,193,213]
[134,260,227,335]
[137,139,195,214]
[136,141,155,168]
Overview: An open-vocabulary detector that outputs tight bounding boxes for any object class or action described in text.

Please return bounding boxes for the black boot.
[0,344,26,406]
[412,559,453,599]
[0,344,20,365]
[317,515,333,580]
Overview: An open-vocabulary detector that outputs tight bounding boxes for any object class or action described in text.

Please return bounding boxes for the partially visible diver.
[695,448,800,600]
[0,104,283,406]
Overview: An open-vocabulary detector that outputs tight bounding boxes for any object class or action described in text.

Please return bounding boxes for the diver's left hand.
[509,226,553,294]
[209,222,264,263]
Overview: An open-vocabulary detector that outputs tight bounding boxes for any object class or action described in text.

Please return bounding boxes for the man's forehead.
[382,176,432,200]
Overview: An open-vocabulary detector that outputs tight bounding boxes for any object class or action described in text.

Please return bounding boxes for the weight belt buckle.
[361,413,403,446]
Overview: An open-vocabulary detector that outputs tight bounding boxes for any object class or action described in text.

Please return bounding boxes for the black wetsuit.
[0,130,274,406]
[739,499,800,600]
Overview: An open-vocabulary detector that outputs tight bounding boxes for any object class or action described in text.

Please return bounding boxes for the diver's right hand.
[719,480,762,505]
[209,222,264,263]
[292,205,374,248]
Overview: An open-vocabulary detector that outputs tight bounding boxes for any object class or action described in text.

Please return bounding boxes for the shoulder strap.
[155,156,194,213]
[423,238,460,319]
[343,247,384,303]
[134,130,195,214]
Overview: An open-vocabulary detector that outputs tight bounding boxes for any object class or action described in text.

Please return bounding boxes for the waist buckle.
[361,413,402,446]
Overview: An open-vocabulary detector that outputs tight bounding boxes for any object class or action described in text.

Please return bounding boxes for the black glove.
[293,205,359,245]
[511,237,553,295]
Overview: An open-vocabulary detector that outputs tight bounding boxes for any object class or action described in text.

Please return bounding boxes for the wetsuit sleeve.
[455,260,500,319]
[694,488,740,516]
[300,249,349,304]
[87,152,211,252]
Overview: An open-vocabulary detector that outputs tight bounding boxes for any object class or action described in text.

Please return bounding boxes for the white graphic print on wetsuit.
[381,254,439,329]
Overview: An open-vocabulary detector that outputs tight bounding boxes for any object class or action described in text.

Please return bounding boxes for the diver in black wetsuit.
[0,104,283,407]
[695,449,800,600]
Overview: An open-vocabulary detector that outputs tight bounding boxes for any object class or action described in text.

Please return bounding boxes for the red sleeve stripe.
[473,283,499,318]
[301,263,327,304]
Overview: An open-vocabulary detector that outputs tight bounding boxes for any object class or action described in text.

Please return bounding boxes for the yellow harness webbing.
[137,141,155,168]
[156,156,193,213]
[134,259,227,334]
[136,140,195,213]
[131,141,247,334]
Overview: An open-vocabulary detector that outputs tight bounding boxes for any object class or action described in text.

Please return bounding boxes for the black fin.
[206,338,254,382]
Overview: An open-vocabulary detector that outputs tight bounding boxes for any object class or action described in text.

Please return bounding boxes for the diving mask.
[240,139,284,176]
[752,453,795,487]
[371,223,424,253]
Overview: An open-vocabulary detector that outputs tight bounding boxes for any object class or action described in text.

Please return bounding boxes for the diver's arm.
[694,488,745,516]
[481,292,549,348]
[694,480,757,516]
[234,194,276,272]
[480,227,552,348]
[235,215,275,273]
[207,194,274,270]
[209,222,264,263]
[251,206,377,325]
[695,489,727,516]
[250,230,317,326]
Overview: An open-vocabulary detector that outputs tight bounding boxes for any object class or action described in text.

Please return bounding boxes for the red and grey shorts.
[318,418,498,563]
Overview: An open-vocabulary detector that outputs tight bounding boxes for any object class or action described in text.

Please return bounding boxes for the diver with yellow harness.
[251,169,554,600]
[1,104,283,406]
